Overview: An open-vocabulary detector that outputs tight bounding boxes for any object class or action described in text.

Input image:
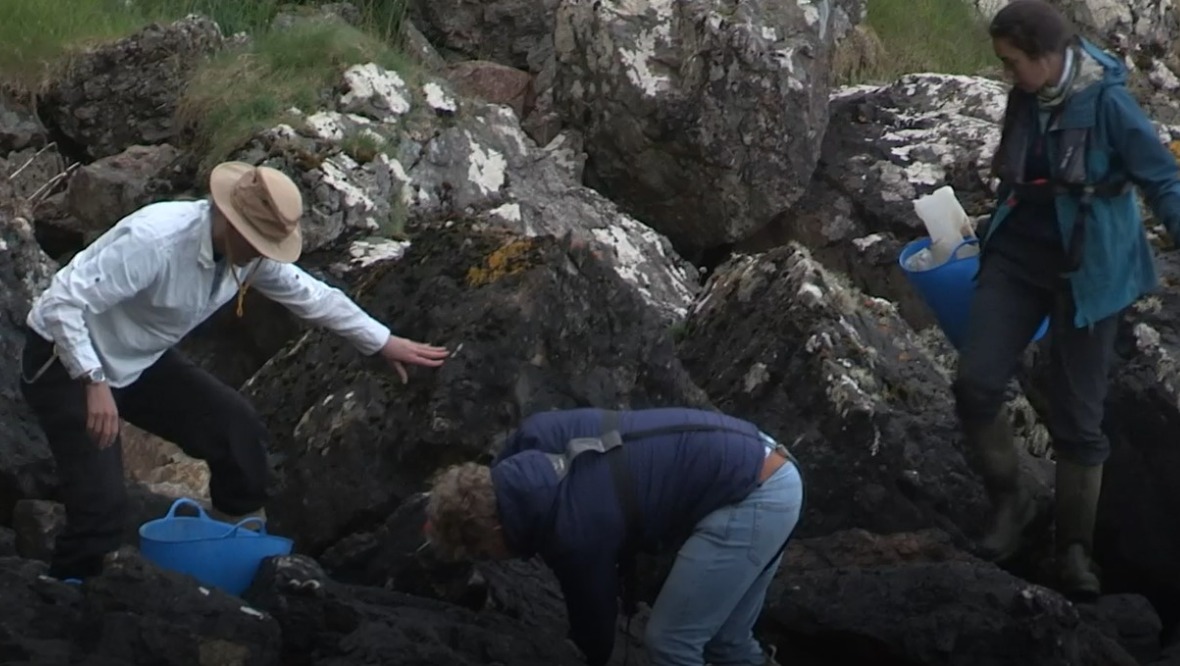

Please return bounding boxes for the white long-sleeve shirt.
[27,199,391,388]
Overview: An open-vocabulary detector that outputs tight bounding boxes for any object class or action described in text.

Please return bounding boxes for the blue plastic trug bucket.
[139,498,293,596]
[898,237,1049,351]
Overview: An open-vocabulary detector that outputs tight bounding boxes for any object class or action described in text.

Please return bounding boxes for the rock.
[407,0,560,72]
[11,499,65,562]
[246,553,633,665]
[0,145,66,205]
[240,225,710,553]
[339,63,413,123]
[444,60,534,120]
[120,423,210,503]
[1078,594,1163,663]
[785,527,975,570]
[320,497,651,665]
[174,289,304,390]
[64,144,184,237]
[675,243,1053,543]
[551,0,861,254]
[738,74,1011,329]
[400,20,448,71]
[0,548,282,664]
[764,539,1140,665]
[0,555,82,663]
[83,548,283,664]
[0,213,59,524]
[243,65,698,321]
[0,93,47,153]
[0,526,16,556]
[41,16,225,159]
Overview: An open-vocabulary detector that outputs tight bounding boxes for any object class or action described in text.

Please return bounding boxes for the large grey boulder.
[551,0,863,254]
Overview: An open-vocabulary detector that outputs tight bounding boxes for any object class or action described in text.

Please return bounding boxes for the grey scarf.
[1037,46,1079,108]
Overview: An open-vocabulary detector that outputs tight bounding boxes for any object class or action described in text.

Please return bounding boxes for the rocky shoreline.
[4,1,1180,664]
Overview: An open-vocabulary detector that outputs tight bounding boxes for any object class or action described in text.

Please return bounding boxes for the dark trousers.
[18,328,270,579]
[952,252,1119,466]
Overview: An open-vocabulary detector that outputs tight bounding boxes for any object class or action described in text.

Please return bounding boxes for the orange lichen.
[465,238,541,287]
[1169,140,1180,163]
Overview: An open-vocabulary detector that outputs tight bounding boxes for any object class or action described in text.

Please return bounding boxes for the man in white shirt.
[18,161,449,582]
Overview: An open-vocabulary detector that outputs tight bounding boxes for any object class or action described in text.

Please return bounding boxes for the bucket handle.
[220,516,270,538]
[163,497,212,521]
[950,238,980,261]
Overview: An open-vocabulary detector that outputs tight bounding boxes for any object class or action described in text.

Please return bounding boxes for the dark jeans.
[18,328,270,579]
[952,252,1119,466]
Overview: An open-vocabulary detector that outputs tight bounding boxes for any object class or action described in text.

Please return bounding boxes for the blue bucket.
[138,498,293,596]
[898,237,1049,350]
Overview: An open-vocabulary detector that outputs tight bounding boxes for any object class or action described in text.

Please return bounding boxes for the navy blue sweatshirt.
[489,407,767,665]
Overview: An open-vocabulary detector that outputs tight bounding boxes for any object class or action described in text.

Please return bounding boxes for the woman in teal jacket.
[953,0,1180,599]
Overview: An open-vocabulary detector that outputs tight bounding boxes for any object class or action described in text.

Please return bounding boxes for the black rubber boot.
[965,407,1037,562]
[1055,459,1103,600]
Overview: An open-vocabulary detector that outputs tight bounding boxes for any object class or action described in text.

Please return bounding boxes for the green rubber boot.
[1055,459,1103,600]
[966,407,1037,562]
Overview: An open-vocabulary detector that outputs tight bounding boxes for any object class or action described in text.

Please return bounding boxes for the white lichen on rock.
[340,63,412,121]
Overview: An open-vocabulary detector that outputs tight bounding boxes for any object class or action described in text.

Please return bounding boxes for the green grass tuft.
[0,0,149,89]
[0,0,410,90]
[176,19,412,176]
[845,0,999,84]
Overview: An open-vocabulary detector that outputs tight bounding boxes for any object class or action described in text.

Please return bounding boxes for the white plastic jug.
[912,185,979,267]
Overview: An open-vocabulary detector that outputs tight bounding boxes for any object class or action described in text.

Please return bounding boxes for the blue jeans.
[644,452,804,665]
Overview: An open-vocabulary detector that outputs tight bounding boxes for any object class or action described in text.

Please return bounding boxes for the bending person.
[424,407,804,666]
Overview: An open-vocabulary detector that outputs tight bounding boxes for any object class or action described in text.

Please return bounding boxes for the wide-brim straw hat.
[209,161,304,263]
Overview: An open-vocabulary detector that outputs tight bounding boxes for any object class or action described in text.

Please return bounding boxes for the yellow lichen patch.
[1169,140,1180,163]
[466,238,542,287]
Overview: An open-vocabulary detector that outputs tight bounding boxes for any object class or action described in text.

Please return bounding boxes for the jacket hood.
[491,450,561,558]
[1078,37,1126,87]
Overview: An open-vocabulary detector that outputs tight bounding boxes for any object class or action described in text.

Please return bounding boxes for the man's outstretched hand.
[379,335,450,383]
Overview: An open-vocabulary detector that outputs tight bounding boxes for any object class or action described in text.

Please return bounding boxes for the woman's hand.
[379,336,450,383]
[85,382,120,448]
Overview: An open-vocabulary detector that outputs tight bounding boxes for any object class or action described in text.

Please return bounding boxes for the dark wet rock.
[0,548,282,665]
[0,526,16,556]
[78,548,283,665]
[317,490,649,665]
[1078,593,1164,664]
[784,527,974,570]
[40,16,224,159]
[11,499,64,562]
[676,243,1053,543]
[246,553,642,665]
[552,0,862,253]
[0,213,59,525]
[175,290,304,390]
[242,225,709,554]
[764,543,1139,666]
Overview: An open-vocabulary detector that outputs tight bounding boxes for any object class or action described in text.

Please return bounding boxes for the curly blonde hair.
[425,462,500,560]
